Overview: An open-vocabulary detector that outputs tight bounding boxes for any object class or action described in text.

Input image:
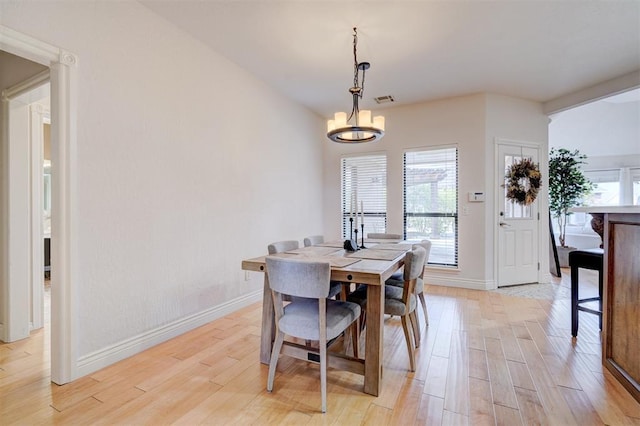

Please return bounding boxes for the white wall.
[0,1,324,369]
[323,94,549,289]
[484,94,551,282]
[550,98,639,158]
[550,97,640,179]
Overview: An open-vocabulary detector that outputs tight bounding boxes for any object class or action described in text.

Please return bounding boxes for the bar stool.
[569,248,604,337]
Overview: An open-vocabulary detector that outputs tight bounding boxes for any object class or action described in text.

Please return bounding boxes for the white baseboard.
[425,274,495,291]
[76,290,262,378]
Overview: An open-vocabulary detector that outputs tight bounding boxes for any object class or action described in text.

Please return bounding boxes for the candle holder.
[359,223,366,249]
[354,228,359,251]
[343,217,358,251]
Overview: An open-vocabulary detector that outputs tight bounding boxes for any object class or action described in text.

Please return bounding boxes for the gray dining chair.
[348,246,427,372]
[386,240,432,326]
[367,232,403,240]
[302,235,342,300]
[267,240,299,255]
[303,235,324,247]
[265,257,361,413]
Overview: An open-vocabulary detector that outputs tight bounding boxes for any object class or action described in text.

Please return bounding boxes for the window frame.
[340,153,388,239]
[403,145,459,268]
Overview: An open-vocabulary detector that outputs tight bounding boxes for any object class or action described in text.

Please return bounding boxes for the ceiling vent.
[374,95,395,104]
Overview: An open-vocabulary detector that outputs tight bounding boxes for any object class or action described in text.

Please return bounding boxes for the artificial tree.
[548,148,594,248]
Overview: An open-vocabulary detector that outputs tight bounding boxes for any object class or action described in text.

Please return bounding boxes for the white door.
[497,143,540,287]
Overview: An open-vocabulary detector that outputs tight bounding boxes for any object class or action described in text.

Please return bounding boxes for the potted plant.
[549,148,594,266]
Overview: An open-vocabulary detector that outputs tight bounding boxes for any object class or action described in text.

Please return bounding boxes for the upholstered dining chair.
[267,240,299,255]
[367,232,403,240]
[265,257,361,413]
[386,240,432,326]
[348,246,426,372]
[303,235,324,247]
[302,235,342,300]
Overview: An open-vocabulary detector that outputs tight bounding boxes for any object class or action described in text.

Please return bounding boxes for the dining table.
[241,240,412,396]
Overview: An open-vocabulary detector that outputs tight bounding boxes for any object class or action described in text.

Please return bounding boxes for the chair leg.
[401,315,416,372]
[267,330,284,392]
[571,265,579,337]
[409,311,420,348]
[418,292,429,326]
[320,337,327,413]
[350,320,360,358]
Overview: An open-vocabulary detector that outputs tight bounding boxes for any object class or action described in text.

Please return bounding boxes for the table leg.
[364,284,383,396]
[260,273,274,364]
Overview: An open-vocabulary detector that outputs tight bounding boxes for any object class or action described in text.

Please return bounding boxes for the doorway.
[496,142,541,287]
[1,25,78,384]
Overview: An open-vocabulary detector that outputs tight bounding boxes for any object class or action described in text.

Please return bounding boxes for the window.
[584,169,621,207]
[341,154,387,238]
[633,168,640,205]
[582,167,640,208]
[404,147,458,267]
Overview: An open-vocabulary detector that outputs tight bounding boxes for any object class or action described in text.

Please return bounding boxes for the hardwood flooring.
[2,270,640,424]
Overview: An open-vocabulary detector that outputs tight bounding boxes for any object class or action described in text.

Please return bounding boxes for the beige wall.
[323,93,549,289]
[0,1,325,366]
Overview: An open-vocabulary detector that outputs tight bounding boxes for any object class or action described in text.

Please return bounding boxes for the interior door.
[497,144,540,287]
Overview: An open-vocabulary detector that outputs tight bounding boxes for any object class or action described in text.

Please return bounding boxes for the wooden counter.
[577,207,640,403]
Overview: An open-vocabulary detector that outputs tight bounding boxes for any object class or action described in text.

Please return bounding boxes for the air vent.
[374,95,395,104]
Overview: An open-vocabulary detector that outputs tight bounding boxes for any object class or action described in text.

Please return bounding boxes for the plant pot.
[556,246,576,268]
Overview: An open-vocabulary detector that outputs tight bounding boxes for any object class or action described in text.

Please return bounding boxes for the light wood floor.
[2,271,640,425]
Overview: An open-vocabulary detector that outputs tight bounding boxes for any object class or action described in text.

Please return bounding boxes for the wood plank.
[444,330,469,415]
[4,275,640,425]
[484,337,518,409]
[424,356,449,398]
[469,377,495,425]
[416,393,445,425]
[513,386,548,425]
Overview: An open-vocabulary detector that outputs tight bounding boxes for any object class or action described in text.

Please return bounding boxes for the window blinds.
[403,147,458,267]
[341,154,387,238]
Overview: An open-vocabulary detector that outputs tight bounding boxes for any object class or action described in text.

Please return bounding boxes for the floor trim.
[76,290,262,378]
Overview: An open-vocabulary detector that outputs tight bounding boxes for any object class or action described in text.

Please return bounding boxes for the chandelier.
[327,28,385,143]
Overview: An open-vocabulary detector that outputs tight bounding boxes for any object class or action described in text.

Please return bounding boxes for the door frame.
[493,138,551,288]
[29,100,50,332]
[0,25,78,384]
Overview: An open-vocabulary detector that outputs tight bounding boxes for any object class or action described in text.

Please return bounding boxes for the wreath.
[504,158,541,206]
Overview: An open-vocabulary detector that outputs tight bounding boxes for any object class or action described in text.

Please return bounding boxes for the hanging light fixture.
[327,28,385,143]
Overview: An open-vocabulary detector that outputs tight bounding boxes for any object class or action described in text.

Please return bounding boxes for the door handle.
[499,222,511,227]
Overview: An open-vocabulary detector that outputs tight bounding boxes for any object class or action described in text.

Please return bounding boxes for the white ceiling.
[143,1,640,118]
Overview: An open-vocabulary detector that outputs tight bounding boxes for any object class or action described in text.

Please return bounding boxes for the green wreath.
[504,158,541,206]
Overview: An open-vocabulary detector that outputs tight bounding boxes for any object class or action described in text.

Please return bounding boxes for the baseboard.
[76,289,262,378]
[425,274,495,291]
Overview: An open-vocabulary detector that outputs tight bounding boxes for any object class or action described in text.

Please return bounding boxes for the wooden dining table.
[241,241,411,396]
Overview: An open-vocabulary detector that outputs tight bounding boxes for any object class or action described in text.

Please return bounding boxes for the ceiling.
[116,2,640,118]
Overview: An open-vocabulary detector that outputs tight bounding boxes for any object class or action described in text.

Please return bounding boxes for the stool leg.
[571,265,579,337]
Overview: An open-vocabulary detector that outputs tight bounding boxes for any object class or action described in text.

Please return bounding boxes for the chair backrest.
[403,246,427,282]
[266,257,331,299]
[412,240,432,278]
[268,240,299,254]
[367,233,402,240]
[303,235,324,247]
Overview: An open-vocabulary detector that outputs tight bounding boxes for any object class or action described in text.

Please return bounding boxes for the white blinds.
[341,154,387,239]
[404,147,458,267]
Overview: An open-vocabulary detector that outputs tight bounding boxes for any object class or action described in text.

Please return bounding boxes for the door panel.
[498,144,539,287]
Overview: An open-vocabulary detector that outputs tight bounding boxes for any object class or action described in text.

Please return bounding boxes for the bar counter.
[573,206,640,403]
